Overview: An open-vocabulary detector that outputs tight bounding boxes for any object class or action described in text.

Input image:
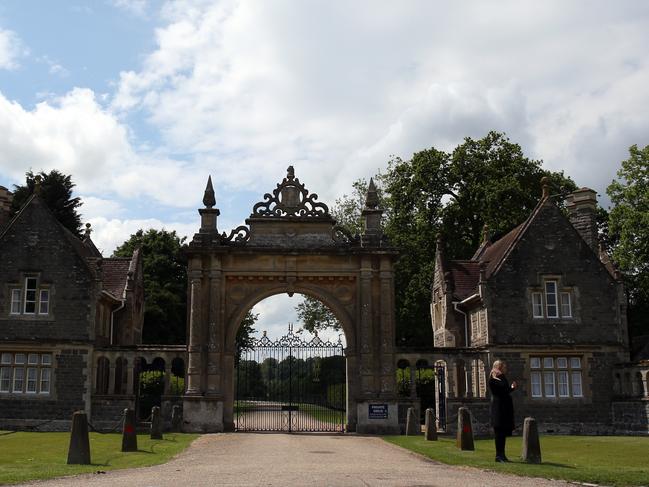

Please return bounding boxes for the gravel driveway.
[18,433,572,487]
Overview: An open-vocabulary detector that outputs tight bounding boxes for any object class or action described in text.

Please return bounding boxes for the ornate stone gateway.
[183,167,399,434]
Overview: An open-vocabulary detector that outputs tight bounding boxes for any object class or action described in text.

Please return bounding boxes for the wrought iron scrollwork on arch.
[251,166,331,218]
[252,324,343,350]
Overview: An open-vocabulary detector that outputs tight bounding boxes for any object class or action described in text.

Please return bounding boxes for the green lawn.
[385,435,649,487]
[298,404,345,424]
[0,431,199,485]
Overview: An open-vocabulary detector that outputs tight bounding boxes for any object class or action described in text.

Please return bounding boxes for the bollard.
[521,417,542,464]
[405,407,420,436]
[171,405,182,432]
[456,407,474,451]
[150,406,163,440]
[67,411,91,465]
[425,408,438,441]
[121,408,138,452]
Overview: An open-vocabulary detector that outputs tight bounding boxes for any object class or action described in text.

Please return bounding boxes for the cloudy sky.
[1,0,648,339]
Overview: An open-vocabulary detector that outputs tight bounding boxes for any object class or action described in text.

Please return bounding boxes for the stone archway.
[182,167,399,434]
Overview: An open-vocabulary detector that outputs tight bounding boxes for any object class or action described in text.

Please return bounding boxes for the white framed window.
[560,292,572,318]
[24,278,37,314]
[545,281,558,318]
[530,356,584,399]
[530,371,542,397]
[0,352,53,395]
[543,371,556,397]
[558,371,569,397]
[39,290,50,315]
[0,367,10,392]
[26,368,37,393]
[571,371,583,397]
[532,292,543,318]
[40,368,51,393]
[10,289,22,314]
[13,367,24,393]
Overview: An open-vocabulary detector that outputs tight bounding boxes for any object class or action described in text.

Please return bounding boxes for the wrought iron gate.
[235,325,346,432]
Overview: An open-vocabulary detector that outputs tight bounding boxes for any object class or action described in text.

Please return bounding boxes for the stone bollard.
[121,408,138,452]
[405,407,420,436]
[521,417,542,464]
[150,406,163,440]
[456,407,474,451]
[67,411,91,465]
[171,405,182,432]
[425,408,438,441]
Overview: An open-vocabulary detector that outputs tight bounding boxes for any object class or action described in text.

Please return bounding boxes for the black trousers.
[494,428,508,458]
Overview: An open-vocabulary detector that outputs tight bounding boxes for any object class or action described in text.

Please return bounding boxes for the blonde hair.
[490,360,505,379]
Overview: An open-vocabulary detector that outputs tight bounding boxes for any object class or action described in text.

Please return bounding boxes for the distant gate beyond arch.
[182,167,400,434]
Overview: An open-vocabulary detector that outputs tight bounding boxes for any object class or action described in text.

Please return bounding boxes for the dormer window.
[531,278,573,319]
[9,277,50,316]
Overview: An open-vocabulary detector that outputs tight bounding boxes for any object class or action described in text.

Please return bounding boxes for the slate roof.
[102,258,132,299]
[447,260,481,300]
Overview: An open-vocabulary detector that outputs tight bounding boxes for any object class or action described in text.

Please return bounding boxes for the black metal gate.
[235,325,346,432]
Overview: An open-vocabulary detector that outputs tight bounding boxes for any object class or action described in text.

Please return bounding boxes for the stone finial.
[365,178,379,209]
[287,165,295,181]
[203,176,216,208]
[481,224,490,244]
[34,174,42,195]
[541,176,550,199]
[84,222,92,237]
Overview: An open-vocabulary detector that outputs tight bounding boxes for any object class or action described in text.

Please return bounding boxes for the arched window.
[96,357,110,394]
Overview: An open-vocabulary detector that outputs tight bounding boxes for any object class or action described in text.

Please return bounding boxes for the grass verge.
[0,432,199,485]
[384,435,649,487]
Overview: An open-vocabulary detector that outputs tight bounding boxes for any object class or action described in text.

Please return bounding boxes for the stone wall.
[0,348,90,431]
[612,400,649,433]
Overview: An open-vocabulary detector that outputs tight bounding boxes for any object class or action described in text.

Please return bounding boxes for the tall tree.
[235,311,259,364]
[11,170,83,236]
[607,143,649,339]
[114,229,187,344]
[382,131,576,345]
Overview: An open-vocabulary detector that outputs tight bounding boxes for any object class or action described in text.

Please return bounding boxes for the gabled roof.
[447,260,481,300]
[102,258,131,299]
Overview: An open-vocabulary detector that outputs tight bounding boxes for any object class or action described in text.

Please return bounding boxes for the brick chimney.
[565,187,598,252]
[0,185,13,226]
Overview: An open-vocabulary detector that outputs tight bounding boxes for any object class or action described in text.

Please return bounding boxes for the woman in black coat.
[488,360,517,462]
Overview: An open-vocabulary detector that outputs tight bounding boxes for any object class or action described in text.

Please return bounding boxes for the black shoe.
[495,456,506,463]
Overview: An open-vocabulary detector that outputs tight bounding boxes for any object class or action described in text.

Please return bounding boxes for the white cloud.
[111,0,649,204]
[0,88,206,208]
[110,0,150,17]
[0,28,25,70]
[87,216,197,255]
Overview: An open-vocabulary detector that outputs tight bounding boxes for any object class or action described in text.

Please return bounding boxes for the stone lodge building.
[417,180,648,434]
[0,183,185,431]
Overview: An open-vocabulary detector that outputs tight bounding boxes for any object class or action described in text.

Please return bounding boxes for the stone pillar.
[150,406,163,440]
[221,351,235,431]
[121,408,138,452]
[126,361,135,395]
[465,359,473,399]
[359,256,375,397]
[405,407,420,436]
[456,407,474,451]
[425,408,437,441]
[345,351,359,432]
[186,270,203,395]
[67,411,91,465]
[642,371,649,398]
[206,259,223,395]
[171,405,182,432]
[163,363,171,395]
[409,366,417,400]
[521,417,542,464]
